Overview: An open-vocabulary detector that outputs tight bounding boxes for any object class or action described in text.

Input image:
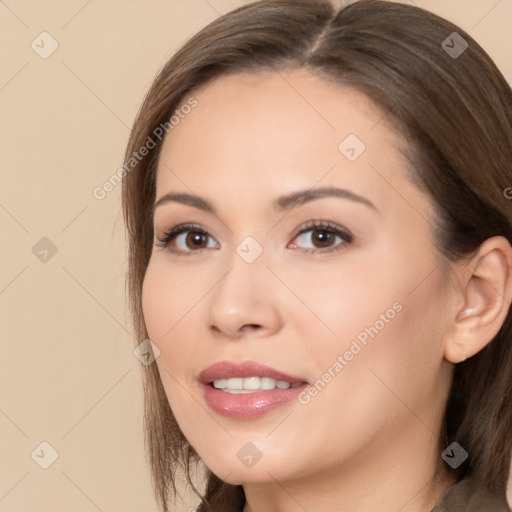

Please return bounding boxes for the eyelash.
[154,220,353,256]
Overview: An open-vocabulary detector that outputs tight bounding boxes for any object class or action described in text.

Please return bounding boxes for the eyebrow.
[153,186,376,214]
[274,186,376,212]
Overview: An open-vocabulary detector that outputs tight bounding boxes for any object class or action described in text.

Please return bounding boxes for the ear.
[444,236,512,364]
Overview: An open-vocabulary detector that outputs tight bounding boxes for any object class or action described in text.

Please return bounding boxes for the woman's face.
[142,69,456,484]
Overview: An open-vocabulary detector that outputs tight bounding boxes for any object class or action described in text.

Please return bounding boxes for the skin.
[142,69,512,512]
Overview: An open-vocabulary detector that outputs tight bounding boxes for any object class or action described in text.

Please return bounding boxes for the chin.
[199,449,291,485]
[209,465,280,486]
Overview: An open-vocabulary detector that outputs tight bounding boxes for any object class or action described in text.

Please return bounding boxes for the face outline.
[141,68,457,493]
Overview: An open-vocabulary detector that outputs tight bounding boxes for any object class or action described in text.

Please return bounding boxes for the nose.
[207,259,283,340]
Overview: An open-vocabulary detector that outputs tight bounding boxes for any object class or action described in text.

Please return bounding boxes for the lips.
[198,361,306,385]
[198,361,308,419]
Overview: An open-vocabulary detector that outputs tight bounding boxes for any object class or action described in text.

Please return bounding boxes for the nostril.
[209,322,266,338]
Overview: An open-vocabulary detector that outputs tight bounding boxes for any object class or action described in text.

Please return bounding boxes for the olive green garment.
[431,478,511,512]
[230,478,511,512]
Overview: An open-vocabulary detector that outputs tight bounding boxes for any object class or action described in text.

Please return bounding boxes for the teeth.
[213,378,228,389]
[261,377,275,390]
[243,376,261,390]
[212,376,302,392]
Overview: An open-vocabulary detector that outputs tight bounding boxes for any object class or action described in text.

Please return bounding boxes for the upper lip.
[198,361,308,385]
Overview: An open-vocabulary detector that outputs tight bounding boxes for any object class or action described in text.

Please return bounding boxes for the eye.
[288,221,353,254]
[155,223,220,255]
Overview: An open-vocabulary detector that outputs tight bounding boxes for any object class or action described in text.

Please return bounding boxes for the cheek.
[328,274,448,415]
[141,261,192,388]
[141,258,200,341]
[141,259,205,373]
[141,265,169,342]
[142,262,202,420]
[301,253,445,391]
[297,287,444,455]
[279,258,401,357]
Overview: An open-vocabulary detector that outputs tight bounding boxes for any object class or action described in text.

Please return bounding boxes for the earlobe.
[443,236,512,364]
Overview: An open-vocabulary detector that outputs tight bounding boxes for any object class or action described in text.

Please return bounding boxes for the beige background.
[1,0,511,511]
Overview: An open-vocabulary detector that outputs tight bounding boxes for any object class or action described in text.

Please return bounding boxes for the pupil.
[187,232,206,248]
[313,231,333,247]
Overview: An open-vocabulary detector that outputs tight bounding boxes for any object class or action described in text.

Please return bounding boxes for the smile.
[213,376,304,393]
[199,361,308,418]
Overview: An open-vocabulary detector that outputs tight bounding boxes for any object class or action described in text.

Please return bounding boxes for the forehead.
[161,68,392,158]
[155,68,421,217]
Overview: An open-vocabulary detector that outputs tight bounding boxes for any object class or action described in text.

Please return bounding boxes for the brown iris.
[311,230,335,248]
[186,231,209,249]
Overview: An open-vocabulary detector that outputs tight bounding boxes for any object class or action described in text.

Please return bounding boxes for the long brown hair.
[121,1,512,510]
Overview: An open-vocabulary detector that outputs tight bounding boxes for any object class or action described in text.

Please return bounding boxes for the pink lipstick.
[199,361,307,419]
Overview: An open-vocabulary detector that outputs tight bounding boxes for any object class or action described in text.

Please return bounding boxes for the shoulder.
[432,478,511,512]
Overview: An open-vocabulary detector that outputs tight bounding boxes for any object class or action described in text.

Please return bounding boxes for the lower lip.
[202,383,306,419]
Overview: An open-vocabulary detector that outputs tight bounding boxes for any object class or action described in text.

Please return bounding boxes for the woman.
[122,0,512,510]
